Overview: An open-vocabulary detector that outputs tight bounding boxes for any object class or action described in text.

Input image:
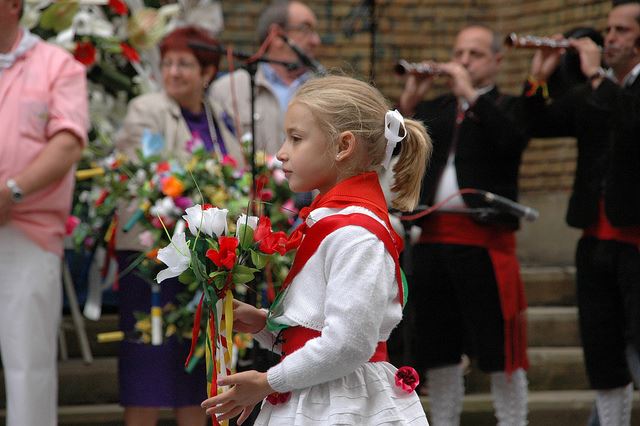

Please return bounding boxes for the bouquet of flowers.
[155,200,296,406]
[83,130,295,362]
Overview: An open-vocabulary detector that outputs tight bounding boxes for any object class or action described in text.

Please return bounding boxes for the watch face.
[6,179,23,202]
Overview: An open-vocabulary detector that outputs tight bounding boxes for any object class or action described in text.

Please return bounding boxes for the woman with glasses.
[114,25,243,426]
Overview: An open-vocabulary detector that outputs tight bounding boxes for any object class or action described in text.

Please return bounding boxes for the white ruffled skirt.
[254,362,429,425]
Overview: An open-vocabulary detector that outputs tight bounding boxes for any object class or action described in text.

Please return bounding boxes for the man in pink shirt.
[0,0,88,424]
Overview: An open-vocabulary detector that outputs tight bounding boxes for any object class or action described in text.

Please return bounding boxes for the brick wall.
[218,0,611,193]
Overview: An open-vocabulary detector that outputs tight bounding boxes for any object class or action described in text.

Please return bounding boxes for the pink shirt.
[0,30,88,256]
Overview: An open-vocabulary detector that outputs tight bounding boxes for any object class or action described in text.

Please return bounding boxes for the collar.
[261,63,311,88]
[458,84,495,111]
[622,62,640,87]
[605,62,640,87]
[303,172,403,252]
[0,28,39,73]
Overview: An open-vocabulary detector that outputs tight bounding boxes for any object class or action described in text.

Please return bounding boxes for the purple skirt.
[117,251,207,407]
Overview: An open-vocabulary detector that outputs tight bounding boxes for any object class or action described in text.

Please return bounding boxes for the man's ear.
[269,23,286,46]
[335,131,357,162]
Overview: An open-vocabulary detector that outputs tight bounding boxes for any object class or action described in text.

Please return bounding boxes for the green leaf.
[209,270,226,279]
[250,249,268,269]
[212,273,227,290]
[191,254,208,283]
[237,224,254,249]
[178,269,196,285]
[232,264,259,285]
[39,2,78,32]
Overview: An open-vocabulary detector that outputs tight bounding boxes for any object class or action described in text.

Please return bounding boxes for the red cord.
[399,188,482,221]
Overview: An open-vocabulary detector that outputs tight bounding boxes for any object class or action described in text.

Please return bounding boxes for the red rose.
[259,231,287,255]
[395,366,420,393]
[65,215,80,236]
[206,236,238,270]
[73,41,96,66]
[156,161,171,173]
[255,174,269,194]
[253,216,272,243]
[221,155,237,168]
[120,42,140,63]
[108,0,128,15]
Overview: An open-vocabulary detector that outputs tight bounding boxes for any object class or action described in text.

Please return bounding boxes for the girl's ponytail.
[390,118,432,212]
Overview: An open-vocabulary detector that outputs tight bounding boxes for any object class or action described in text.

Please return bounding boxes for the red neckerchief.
[287,172,403,253]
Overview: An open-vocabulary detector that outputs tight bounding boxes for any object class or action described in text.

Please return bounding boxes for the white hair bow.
[382,109,407,169]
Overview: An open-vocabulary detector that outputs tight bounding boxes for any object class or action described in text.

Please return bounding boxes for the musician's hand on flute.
[438,62,478,103]
[570,37,603,83]
[529,34,565,81]
[398,62,435,117]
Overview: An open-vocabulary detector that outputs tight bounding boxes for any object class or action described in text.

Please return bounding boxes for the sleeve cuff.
[47,121,88,147]
[253,325,278,350]
[267,364,289,393]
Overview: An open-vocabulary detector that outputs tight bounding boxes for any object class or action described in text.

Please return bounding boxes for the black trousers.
[576,237,640,389]
[411,243,506,373]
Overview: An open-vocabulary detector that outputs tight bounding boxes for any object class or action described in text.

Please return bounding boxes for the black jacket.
[413,87,529,229]
[523,76,640,229]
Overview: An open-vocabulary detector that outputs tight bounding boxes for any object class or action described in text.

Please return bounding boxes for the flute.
[505,33,571,49]
[394,59,446,76]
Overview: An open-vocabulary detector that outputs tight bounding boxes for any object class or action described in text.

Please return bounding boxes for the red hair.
[159,26,221,70]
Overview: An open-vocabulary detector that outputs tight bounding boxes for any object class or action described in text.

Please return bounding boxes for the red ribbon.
[184,293,204,368]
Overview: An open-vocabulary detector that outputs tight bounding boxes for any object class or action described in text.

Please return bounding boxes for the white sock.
[426,364,464,426]
[596,383,633,426]
[490,368,529,426]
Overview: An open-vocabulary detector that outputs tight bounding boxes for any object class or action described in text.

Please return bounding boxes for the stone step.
[55,347,592,407]
[0,390,635,426]
[2,404,173,426]
[522,265,576,306]
[466,347,588,393]
[527,306,580,347]
[59,314,120,359]
[0,345,594,408]
[423,390,640,426]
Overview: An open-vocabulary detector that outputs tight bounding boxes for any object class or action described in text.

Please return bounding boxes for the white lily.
[183,204,228,237]
[156,232,191,283]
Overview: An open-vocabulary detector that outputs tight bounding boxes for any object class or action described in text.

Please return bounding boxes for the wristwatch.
[5,178,24,203]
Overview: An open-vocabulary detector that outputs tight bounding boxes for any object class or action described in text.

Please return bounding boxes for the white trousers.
[0,225,61,426]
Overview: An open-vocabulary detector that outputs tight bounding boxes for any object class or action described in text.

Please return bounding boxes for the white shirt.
[254,205,402,393]
[433,85,494,209]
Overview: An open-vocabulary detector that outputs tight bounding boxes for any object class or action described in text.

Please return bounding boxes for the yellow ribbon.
[76,167,105,180]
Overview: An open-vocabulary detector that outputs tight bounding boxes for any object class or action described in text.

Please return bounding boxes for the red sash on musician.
[419,213,529,374]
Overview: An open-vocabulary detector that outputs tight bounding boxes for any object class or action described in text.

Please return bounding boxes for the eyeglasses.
[285,23,318,37]
[160,60,199,71]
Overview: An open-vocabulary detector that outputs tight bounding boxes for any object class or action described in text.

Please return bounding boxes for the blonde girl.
[201,75,432,425]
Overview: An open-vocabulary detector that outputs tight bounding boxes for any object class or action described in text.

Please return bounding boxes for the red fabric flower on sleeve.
[395,366,420,393]
[206,236,238,270]
[266,391,291,405]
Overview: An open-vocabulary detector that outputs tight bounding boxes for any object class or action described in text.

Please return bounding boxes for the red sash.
[419,213,529,374]
[281,327,388,362]
[583,199,640,246]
